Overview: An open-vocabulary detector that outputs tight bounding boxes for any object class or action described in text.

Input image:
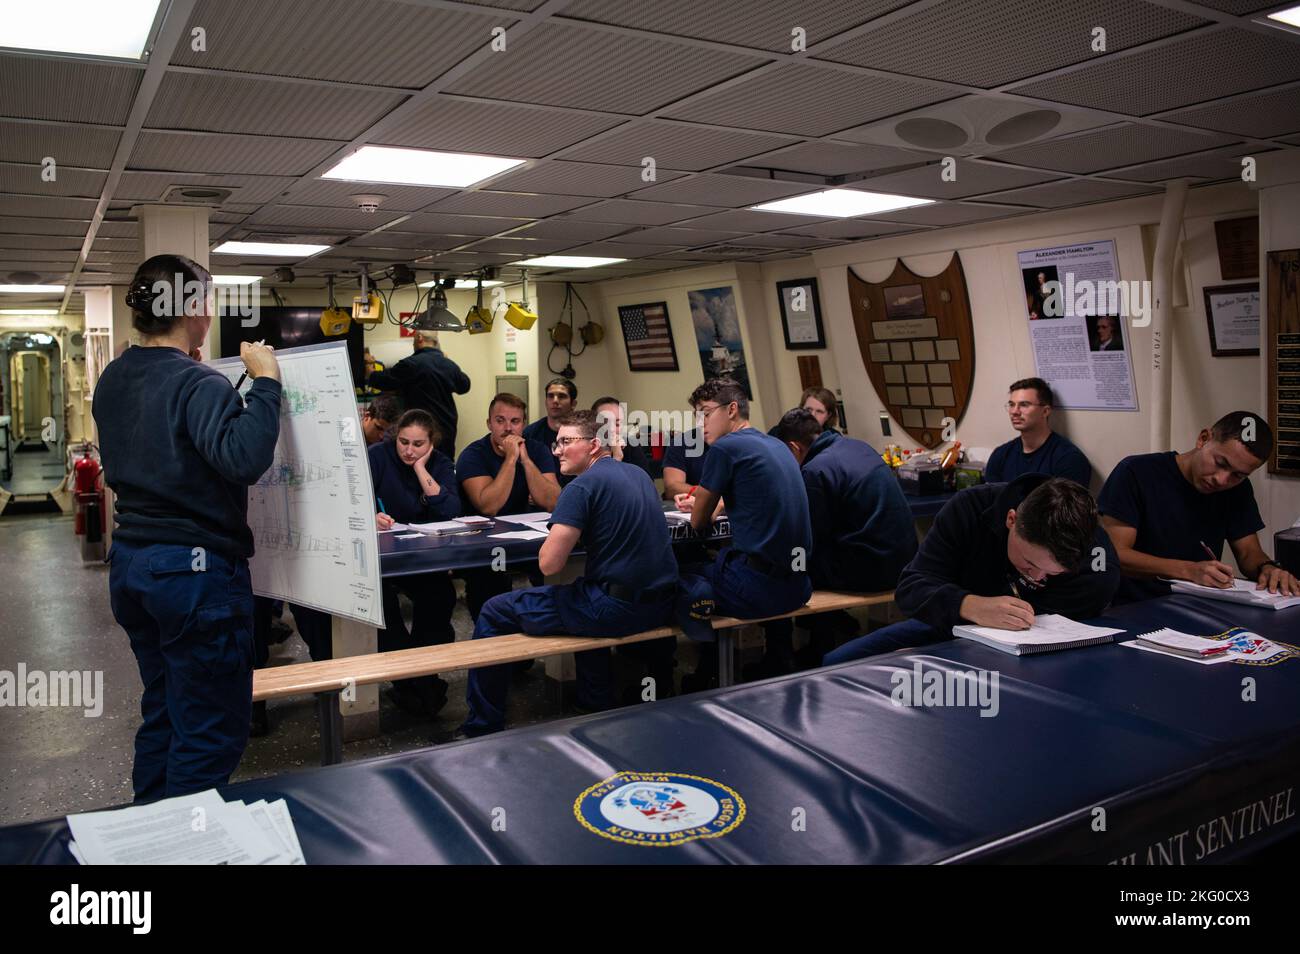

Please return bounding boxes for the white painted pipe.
[1149,180,1189,452]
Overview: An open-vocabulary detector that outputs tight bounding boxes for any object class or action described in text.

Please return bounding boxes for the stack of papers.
[1121,627,1289,665]
[67,789,305,865]
[664,510,692,524]
[953,614,1123,655]
[1170,578,1300,610]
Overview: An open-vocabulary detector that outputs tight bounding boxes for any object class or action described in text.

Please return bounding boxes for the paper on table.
[958,614,1123,645]
[1119,640,1235,665]
[664,510,692,523]
[68,840,86,865]
[267,799,306,864]
[395,532,422,540]
[66,790,280,865]
[492,529,550,541]
[505,511,551,523]
[376,523,409,533]
[1170,577,1300,610]
[247,800,303,865]
[454,515,493,526]
[407,520,465,533]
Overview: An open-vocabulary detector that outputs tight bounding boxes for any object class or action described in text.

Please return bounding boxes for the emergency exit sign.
[505,352,516,371]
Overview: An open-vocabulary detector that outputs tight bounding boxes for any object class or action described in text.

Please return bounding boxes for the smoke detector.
[351,194,387,213]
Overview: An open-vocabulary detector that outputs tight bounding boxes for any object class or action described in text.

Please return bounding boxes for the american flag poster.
[618,301,679,372]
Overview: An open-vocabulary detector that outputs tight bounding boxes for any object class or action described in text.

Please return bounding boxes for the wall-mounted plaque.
[1267,249,1300,476]
[1214,216,1259,281]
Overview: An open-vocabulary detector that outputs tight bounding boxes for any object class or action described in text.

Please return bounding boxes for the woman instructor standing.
[93,254,281,801]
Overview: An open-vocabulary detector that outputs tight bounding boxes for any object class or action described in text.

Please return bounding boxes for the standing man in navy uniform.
[458,410,678,735]
[367,330,470,456]
[94,254,281,800]
[753,408,918,675]
[676,378,813,690]
[456,393,561,620]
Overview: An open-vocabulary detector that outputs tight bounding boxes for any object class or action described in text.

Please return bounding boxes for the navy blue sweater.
[92,345,281,561]
[367,439,459,524]
[367,346,469,453]
[896,474,1120,634]
[800,430,917,591]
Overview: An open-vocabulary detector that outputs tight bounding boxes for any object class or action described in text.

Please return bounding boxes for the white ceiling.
[0,0,1297,310]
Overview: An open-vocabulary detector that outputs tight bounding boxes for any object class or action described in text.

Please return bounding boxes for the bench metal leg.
[717,630,736,688]
[315,691,343,766]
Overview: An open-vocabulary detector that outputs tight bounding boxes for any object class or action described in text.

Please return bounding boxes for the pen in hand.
[233,339,266,390]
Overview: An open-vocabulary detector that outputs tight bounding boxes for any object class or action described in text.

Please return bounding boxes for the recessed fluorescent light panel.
[0,284,66,293]
[1266,5,1300,28]
[750,189,934,218]
[213,275,261,285]
[0,0,163,59]
[0,309,59,314]
[509,256,627,268]
[321,146,525,188]
[212,242,329,258]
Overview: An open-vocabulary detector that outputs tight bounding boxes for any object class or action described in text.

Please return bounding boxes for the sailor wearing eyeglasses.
[824,475,1120,664]
[458,410,679,736]
[984,377,1091,486]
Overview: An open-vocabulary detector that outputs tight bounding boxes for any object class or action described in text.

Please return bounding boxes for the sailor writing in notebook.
[825,476,1120,664]
[1098,411,1299,603]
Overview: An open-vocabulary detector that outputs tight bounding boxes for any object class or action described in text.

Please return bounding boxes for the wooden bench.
[253,589,894,765]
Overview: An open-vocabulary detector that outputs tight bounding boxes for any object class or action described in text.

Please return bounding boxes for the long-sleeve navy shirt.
[895,474,1120,634]
[367,346,469,453]
[367,439,459,524]
[92,345,281,561]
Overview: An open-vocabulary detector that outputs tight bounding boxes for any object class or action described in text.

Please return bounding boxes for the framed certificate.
[776,278,825,349]
[1203,283,1261,357]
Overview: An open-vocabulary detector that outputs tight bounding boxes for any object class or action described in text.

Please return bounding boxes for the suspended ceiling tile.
[1,234,84,251]
[988,123,1238,175]
[171,0,507,88]
[244,204,411,231]
[338,231,466,251]
[113,171,297,205]
[398,211,533,235]
[1162,86,1300,139]
[429,191,601,217]
[662,64,955,137]
[375,96,623,157]
[816,0,1206,88]
[511,219,633,242]
[128,131,347,176]
[0,54,141,124]
[728,232,830,248]
[1010,28,1300,115]
[458,237,575,254]
[563,199,726,225]
[559,0,907,52]
[871,201,1029,226]
[627,173,812,206]
[0,195,98,219]
[446,22,766,113]
[482,160,686,197]
[780,218,920,239]
[979,178,1159,206]
[849,160,1060,199]
[1102,148,1261,182]
[95,222,139,238]
[0,162,107,198]
[0,121,121,167]
[738,140,933,177]
[146,72,407,139]
[555,121,797,170]
[669,207,829,232]
[561,240,678,258]
[280,178,457,212]
[621,225,751,246]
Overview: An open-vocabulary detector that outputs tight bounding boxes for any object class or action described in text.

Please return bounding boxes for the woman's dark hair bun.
[126,254,212,335]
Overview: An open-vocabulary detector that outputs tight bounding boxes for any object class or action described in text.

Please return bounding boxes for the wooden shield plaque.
[848,254,975,449]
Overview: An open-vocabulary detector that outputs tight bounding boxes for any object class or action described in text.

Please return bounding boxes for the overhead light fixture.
[413,276,465,333]
[388,264,416,287]
[0,308,59,314]
[352,264,383,325]
[271,267,296,283]
[212,275,260,286]
[509,256,626,268]
[320,275,351,337]
[465,275,493,335]
[421,278,504,289]
[503,269,538,331]
[749,189,934,218]
[0,284,66,293]
[212,241,329,258]
[1266,5,1300,28]
[0,0,163,60]
[321,145,525,188]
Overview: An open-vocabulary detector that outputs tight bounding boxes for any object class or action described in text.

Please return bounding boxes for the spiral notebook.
[953,614,1123,656]
[1169,578,1300,611]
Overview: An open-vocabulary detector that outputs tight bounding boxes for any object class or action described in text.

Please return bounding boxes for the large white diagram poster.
[1017,240,1138,411]
[209,342,383,627]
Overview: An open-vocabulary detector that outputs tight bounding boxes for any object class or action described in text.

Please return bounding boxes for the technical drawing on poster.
[209,342,383,627]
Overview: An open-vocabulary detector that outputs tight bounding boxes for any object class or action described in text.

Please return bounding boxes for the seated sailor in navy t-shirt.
[456,392,561,619]
[984,377,1091,486]
[459,411,679,736]
[369,409,461,717]
[826,476,1120,664]
[754,408,919,675]
[676,378,813,690]
[662,384,710,499]
[1099,411,1298,603]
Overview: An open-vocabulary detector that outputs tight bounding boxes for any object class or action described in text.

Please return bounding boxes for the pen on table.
[233,339,265,390]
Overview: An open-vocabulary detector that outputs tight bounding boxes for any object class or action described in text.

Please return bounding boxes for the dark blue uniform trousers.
[682,547,812,634]
[822,618,946,666]
[107,541,255,802]
[461,580,674,734]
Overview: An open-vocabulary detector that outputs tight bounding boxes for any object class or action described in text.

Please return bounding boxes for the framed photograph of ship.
[689,285,751,397]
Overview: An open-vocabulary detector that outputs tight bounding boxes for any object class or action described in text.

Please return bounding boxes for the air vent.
[693,245,775,257]
[161,185,234,206]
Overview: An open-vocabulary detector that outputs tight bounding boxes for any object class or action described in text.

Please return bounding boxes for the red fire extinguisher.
[74,445,104,540]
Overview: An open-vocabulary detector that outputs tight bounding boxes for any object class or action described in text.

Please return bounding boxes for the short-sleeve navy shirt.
[455,433,558,516]
[984,431,1092,486]
[662,429,709,485]
[699,427,812,567]
[1098,451,1265,601]
[550,455,677,592]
